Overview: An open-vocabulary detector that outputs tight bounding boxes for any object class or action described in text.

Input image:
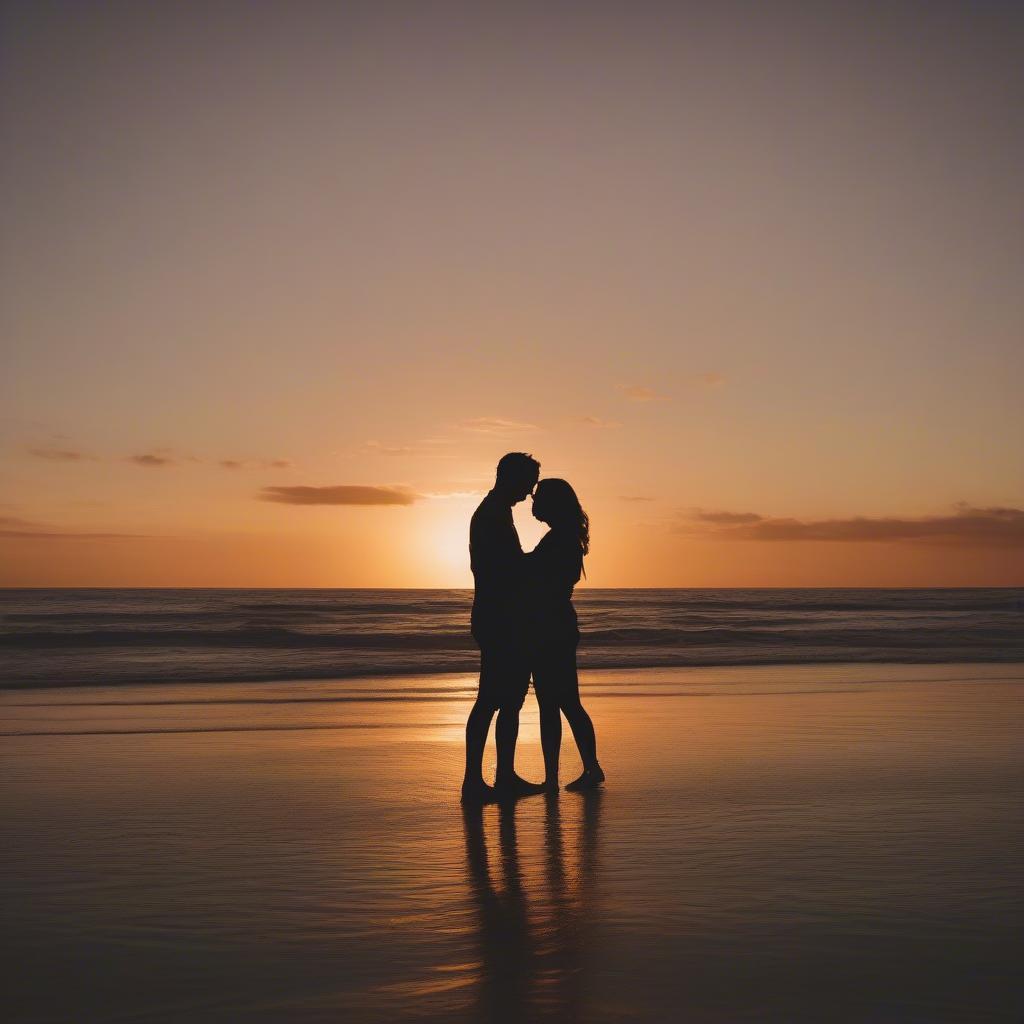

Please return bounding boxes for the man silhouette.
[462,452,546,803]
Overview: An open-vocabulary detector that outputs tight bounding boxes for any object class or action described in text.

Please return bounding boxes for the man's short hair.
[496,452,540,487]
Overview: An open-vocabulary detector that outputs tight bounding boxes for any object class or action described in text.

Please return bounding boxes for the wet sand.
[2,665,1023,1022]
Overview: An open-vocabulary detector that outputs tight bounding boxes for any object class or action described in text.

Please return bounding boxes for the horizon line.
[1,585,1021,592]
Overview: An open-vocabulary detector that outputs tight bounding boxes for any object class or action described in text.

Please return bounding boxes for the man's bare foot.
[564,763,605,791]
[461,779,497,804]
[494,774,547,800]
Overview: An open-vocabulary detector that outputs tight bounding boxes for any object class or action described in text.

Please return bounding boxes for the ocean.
[2,587,1022,688]
[4,591,1023,1021]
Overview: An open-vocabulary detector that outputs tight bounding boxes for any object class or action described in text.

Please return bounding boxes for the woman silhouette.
[528,479,604,791]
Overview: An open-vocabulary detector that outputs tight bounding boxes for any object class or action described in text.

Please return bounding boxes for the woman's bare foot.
[460,779,497,804]
[564,763,605,791]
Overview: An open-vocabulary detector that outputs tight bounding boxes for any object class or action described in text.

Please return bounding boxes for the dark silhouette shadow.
[528,478,604,793]
[462,461,603,803]
[461,800,532,1024]
[461,791,604,1022]
[463,453,544,803]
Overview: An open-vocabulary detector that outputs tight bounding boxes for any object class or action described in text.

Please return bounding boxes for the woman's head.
[532,478,590,555]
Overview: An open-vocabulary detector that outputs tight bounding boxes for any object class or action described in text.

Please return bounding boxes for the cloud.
[689,509,764,525]
[218,457,290,470]
[421,489,481,500]
[258,485,420,506]
[579,416,622,428]
[129,453,176,468]
[458,417,539,434]
[362,438,457,459]
[0,529,147,540]
[695,372,726,387]
[0,515,46,530]
[0,515,149,540]
[620,495,655,502]
[363,441,417,455]
[29,445,290,470]
[27,446,98,462]
[681,504,1024,546]
[622,385,668,402]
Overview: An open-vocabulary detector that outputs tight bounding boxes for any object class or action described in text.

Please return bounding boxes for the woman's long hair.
[535,478,590,557]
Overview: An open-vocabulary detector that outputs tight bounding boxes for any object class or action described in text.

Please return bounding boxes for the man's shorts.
[530,636,581,705]
[473,631,530,711]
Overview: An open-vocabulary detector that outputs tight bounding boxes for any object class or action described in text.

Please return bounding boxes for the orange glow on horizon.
[1,5,1020,588]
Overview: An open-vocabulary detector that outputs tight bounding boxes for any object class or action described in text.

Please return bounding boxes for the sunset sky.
[2,1,1022,587]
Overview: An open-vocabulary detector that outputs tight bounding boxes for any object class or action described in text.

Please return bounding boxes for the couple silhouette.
[461,452,604,803]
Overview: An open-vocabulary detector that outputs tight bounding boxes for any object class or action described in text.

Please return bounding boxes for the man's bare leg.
[494,700,546,799]
[494,705,520,784]
[462,696,497,802]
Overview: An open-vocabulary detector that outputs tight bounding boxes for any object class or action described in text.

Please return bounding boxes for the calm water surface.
[2,665,1022,1022]
[3,588,1022,687]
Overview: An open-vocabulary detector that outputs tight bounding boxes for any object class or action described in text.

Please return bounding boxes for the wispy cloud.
[0,515,150,540]
[681,504,1024,546]
[621,385,668,402]
[0,515,47,531]
[620,495,655,502]
[579,416,622,428]
[361,438,456,459]
[363,441,417,456]
[221,457,290,470]
[259,485,420,506]
[458,417,539,434]
[128,453,176,468]
[27,446,98,462]
[695,372,726,388]
[420,489,481,500]
[689,509,763,525]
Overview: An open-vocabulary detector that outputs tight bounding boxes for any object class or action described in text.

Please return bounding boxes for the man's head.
[494,452,540,504]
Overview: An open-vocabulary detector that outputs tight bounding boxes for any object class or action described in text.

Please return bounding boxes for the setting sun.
[2,5,1022,1023]
[0,0,1020,590]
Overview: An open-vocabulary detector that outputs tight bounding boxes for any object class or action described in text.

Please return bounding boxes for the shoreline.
[2,659,1024,692]
[3,658,1024,694]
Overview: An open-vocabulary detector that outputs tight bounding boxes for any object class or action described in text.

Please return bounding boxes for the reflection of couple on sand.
[461,789,603,1022]
[462,452,604,803]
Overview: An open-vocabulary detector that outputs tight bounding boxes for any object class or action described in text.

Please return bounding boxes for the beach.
[3,663,1022,1022]
[5,1,1023,1017]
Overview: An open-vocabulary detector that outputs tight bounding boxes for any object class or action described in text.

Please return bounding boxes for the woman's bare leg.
[538,697,562,787]
[562,697,598,771]
[560,655,603,789]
